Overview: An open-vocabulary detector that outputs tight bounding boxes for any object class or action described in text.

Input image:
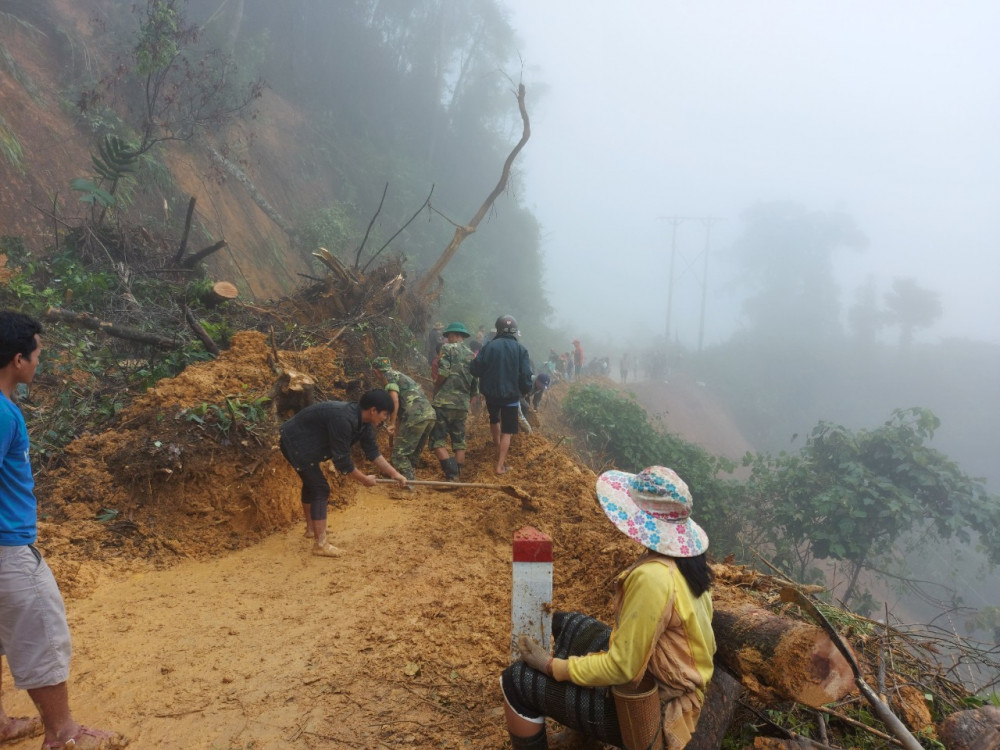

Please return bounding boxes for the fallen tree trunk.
[183,305,220,357]
[45,307,178,350]
[181,239,228,269]
[688,667,745,750]
[712,594,856,707]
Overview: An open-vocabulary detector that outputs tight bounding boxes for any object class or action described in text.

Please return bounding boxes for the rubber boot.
[509,728,548,750]
[440,457,461,481]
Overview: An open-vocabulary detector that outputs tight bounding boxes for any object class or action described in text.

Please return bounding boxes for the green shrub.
[563,383,745,554]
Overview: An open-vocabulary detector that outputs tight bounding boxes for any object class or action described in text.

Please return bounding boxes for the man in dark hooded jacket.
[469,315,532,474]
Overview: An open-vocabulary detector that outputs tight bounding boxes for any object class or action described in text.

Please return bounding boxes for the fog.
[504,1,1000,349]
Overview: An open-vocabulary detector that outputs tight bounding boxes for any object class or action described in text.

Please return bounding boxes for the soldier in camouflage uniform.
[372,357,435,480]
[430,322,477,480]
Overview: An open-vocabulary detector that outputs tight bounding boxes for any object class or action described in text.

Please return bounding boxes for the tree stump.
[270,368,316,419]
[204,281,239,307]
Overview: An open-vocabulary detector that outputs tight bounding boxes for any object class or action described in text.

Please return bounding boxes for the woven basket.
[613,675,664,750]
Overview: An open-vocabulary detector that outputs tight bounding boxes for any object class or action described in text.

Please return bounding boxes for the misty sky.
[502,1,1000,350]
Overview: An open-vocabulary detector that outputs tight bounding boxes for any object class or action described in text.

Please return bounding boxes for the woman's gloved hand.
[517,634,552,674]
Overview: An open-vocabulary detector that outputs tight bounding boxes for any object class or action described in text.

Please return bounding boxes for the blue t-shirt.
[0,392,37,545]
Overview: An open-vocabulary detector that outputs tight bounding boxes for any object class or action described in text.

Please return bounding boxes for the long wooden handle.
[375,478,498,490]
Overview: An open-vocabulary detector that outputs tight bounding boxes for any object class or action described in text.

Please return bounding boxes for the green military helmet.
[441,322,471,338]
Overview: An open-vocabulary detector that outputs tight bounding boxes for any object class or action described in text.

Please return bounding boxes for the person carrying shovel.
[279,389,407,557]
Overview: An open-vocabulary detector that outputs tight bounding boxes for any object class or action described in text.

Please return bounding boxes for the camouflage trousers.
[392,416,435,474]
[430,406,469,451]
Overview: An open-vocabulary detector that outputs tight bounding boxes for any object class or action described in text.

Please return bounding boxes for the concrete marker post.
[510,525,553,661]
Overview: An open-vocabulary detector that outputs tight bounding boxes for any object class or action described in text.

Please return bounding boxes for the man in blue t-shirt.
[0,311,123,748]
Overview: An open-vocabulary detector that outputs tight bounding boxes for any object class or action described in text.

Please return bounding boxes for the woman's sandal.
[312,541,343,557]
[41,725,127,749]
[0,715,42,743]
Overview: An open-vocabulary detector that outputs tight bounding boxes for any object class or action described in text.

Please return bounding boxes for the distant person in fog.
[572,339,584,379]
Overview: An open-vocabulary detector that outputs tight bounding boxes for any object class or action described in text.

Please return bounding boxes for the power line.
[659,216,723,349]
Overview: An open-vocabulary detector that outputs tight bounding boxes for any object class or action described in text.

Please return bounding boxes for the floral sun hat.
[595,466,709,557]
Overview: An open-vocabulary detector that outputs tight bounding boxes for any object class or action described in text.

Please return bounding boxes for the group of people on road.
[2,308,715,750]
[278,314,533,556]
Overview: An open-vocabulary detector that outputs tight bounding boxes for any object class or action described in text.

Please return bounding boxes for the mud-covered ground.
[1,333,652,748]
[1,333,941,748]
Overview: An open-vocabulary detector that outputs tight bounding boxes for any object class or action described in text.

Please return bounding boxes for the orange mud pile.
[4,332,639,748]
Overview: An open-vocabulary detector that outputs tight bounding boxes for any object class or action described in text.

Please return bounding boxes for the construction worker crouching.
[372,357,435,481]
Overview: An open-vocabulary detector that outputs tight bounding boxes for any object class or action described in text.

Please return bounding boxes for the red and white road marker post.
[510,526,553,660]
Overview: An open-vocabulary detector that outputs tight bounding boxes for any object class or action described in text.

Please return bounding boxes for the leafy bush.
[742,407,1000,604]
[182,396,272,445]
[563,383,745,554]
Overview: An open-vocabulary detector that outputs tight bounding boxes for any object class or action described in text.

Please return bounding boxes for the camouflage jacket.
[433,341,477,411]
[384,369,435,422]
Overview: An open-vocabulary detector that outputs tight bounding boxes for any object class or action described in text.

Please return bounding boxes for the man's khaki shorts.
[0,545,73,689]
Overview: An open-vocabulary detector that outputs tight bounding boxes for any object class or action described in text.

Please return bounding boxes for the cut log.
[204,281,239,307]
[688,667,745,750]
[939,706,1000,750]
[712,593,856,707]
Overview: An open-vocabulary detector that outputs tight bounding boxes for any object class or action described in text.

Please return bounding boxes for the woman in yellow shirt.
[501,466,716,750]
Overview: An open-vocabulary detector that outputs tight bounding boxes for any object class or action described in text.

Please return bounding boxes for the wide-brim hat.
[372,356,392,372]
[442,322,470,337]
[596,466,708,557]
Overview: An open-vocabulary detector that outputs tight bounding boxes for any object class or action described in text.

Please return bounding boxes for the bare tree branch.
[354,182,389,270]
[362,184,435,275]
[412,83,529,299]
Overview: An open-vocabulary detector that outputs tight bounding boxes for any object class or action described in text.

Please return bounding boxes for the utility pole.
[697,218,722,352]
[660,216,722,349]
[662,217,686,340]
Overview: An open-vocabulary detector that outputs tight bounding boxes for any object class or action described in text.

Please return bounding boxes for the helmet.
[442,322,470,338]
[495,315,518,335]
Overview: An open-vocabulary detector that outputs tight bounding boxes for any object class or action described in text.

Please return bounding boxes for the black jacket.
[279,401,380,473]
[469,334,532,402]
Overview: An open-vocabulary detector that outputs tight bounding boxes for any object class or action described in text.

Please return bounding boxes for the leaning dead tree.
[410,82,530,302]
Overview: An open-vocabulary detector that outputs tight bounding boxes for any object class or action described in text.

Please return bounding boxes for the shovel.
[375,478,536,510]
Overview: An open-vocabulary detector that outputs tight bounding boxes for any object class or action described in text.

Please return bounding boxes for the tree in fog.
[742,407,1000,609]
[847,277,883,351]
[226,0,549,324]
[884,277,942,350]
[729,201,868,344]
